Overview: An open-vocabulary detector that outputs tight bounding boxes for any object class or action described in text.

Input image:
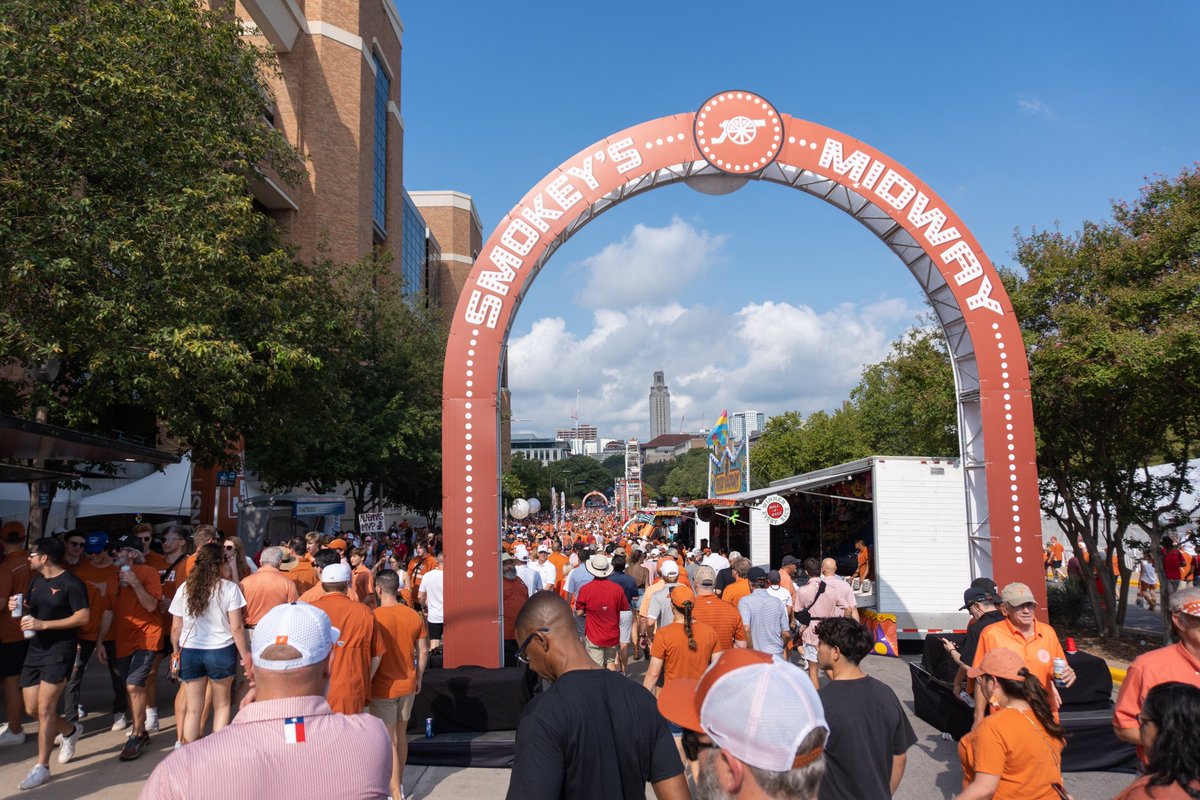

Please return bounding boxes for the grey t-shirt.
[647,581,682,629]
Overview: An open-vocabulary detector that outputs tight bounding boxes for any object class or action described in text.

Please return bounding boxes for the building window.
[371,52,388,237]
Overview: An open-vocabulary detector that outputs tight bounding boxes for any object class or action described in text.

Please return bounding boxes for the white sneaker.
[145,708,159,733]
[111,712,130,732]
[57,722,83,764]
[77,705,87,719]
[19,763,50,790]
[53,732,62,747]
[0,725,26,747]
[173,740,182,750]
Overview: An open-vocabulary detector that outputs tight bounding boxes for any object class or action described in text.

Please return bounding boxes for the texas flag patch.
[283,717,306,744]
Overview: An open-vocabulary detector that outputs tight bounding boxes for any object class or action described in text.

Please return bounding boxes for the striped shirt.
[138,696,391,800]
[691,593,746,651]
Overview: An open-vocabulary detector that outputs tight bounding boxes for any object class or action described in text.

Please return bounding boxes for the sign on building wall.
[707,410,749,496]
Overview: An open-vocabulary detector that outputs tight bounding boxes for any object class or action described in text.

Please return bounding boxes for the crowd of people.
[1,510,1198,799]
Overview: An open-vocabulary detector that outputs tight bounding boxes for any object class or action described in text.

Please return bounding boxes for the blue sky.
[398,2,1200,441]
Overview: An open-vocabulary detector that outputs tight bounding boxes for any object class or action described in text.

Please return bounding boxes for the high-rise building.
[730,410,766,442]
[556,424,599,455]
[408,190,483,317]
[649,371,671,440]
[400,191,441,306]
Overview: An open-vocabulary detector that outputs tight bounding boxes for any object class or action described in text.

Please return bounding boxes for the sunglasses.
[224,545,236,551]
[515,627,549,665]
[67,541,85,548]
[681,729,719,761]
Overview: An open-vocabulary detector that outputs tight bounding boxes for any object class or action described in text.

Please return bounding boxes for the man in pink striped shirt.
[139,603,391,800]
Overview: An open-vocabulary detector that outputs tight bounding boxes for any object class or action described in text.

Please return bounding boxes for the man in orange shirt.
[134,523,167,572]
[547,540,570,590]
[690,566,747,652]
[971,582,1076,726]
[406,542,438,607]
[350,547,374,607]
[240,547,299,627]
[184,524,218,573]
[311,563,384,715]
[0,521,31,745]
[369,569,428,800]
[720,558,753,609]
[1113,587,1200,762]
[63,532,126,730]
[1048,536,1065,578]
[102,535,163,760]
[280,536,318,593]
[853,540,871,582]
[300,550,361,603]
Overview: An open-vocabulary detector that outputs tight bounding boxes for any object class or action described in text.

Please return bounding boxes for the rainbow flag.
[707,410,730,450]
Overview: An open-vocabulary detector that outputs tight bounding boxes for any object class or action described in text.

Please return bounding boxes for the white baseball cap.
[251,603,341,672]
[321,562,352,584]
[513,544,530,561]
[658,649,828,773]
[660,560,679,576]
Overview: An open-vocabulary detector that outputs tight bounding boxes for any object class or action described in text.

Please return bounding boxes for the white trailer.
[723,456,976,638]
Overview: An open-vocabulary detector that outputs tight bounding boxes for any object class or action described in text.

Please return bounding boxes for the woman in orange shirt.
[641,586,718,695]
[1114,681,1200,800]
[955,648,1067,800]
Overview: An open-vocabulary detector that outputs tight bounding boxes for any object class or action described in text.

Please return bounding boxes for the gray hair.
[697,728,826,800]
[259,546,284,569]
[1169,586,1200,614]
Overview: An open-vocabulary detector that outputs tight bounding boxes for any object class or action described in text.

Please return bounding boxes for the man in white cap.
[512,545,544,597]
[658,648,828,800]
[971,581,1075,726]
[310,562,384,716]
[534,545,557,592]
[573,555,629,671]
[140,602,392,799]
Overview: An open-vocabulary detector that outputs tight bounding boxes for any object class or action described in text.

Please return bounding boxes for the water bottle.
[10,593,22,618]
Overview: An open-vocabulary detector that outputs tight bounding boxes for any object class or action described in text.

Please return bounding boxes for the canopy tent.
[76,456,193,519]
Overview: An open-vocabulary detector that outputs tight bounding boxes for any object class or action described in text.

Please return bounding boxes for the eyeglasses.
[67,541,85,548]
[1011,603,1038,613]
[681,729,720,761]
[514,627,549,665]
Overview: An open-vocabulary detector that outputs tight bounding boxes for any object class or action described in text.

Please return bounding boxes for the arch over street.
[442,91,1041,667]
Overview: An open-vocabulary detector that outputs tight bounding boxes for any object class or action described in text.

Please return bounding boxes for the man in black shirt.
[816,617,916,800]
[506,592,687,800]
[942,579,1005,698]
[8,537,89,790]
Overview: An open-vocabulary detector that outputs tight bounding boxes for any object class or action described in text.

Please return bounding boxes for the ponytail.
[997,669,1065,740]
[677,600,697,651]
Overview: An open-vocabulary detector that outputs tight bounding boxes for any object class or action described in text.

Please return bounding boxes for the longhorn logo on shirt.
[275,635,288,646]
[50,587,60,595]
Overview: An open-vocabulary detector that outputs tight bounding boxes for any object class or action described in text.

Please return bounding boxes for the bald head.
[821,558,837,576]
[513,591,575,637]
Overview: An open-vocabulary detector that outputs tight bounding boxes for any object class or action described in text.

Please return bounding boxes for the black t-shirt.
[27,570,89,651]
[818,675,917,800]
[609,571,639,607]
[714,566,735,594]
[506,668,683,800]
[960,609,1006,668]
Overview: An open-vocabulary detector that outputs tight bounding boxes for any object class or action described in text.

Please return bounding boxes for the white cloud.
[1017,96,1050,117]
[508,295,924,442]
[574,218,726,307]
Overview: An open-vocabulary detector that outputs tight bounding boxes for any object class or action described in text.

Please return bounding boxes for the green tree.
[1006,167,1200,638]
[0,0,325,467]
[245,256,446,518]
[547,455,613,503]
[508,454,550,507]
[852,325,958,457]
[750,406,871,487]
[601,453,625,478]
[662,447,709,500]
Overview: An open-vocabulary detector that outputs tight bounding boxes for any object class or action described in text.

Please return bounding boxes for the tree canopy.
[0,0,324,464]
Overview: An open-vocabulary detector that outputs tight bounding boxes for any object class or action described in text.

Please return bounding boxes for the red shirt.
[1163,549,1184,581]
[574,577,629,647]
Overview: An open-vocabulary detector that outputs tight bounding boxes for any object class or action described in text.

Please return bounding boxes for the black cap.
[747,566,768,582]
[970,577,1000,601]
[959,587,991,610]
[113,534,142,552]
[781,555,799,567]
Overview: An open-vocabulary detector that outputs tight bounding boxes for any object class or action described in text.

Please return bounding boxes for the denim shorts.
[180,644,237,682]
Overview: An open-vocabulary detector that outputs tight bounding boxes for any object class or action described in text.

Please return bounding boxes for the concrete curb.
[1110,666,1127,687]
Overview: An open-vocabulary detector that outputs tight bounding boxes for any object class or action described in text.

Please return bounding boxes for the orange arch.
[441,91,1041,667]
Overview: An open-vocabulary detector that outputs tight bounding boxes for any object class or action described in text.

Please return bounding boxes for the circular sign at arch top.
[762,494,791,526]
[694,91,783,174]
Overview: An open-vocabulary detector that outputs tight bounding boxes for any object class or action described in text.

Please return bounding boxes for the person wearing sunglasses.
[658,648,829,800]
[62,531,85,572]
[507,592,689,800]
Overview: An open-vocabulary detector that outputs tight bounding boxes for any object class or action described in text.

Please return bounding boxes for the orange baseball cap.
[967,647,1027,681]
[669,585,696,607]
[657,649,827,772]
[327,538,347,551]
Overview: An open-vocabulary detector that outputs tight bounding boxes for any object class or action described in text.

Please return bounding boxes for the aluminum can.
[425,717,434,738]
[10,593,22,618]
[22,615,35,639]
[1052,657,1068,688]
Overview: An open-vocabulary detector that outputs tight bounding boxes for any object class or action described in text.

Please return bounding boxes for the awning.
[0,412,181,465]
[76,456,193,519]
[718,457,875,504]
[0,464,81,483]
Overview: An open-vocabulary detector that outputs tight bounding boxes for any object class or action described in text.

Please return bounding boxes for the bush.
[1047,580,1092,629]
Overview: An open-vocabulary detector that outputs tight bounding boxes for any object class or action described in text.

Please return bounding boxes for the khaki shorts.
[585,639,618,667]
[369,693,417,726]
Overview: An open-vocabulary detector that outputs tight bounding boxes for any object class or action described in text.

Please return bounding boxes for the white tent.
[76,456,193,519]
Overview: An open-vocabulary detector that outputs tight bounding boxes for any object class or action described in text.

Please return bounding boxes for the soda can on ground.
[425,717,434,738]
